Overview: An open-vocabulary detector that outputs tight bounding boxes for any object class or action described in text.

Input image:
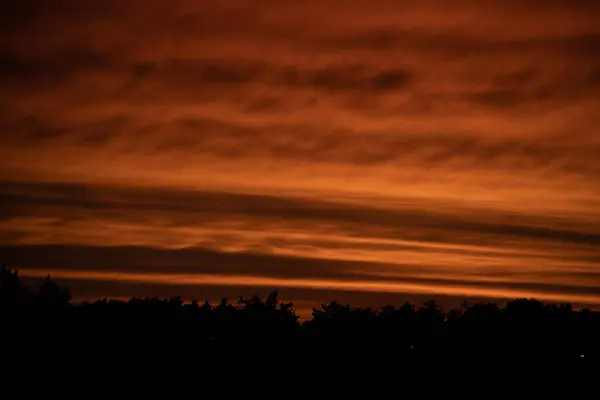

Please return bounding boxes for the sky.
[1,0,599,315]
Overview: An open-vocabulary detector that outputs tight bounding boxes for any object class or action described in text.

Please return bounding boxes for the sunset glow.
[1,1,599,312]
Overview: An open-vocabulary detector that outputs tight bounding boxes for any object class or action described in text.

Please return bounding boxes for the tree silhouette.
[0,264,34,306]
[34,275,72,307]
[0,266,598,368]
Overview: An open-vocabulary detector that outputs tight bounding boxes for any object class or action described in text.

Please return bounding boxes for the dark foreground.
[1,266,598,379]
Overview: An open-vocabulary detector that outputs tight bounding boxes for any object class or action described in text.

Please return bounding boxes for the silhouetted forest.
[1,265,598,369]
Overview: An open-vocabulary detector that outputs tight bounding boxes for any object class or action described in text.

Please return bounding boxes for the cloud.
[2,181,599,250]
[1,0,599,309]
[0,114,131,146]
[467,89,523,109]
[0,244,379,281]
[128,59,413,94]
[6,244,600,309]
[0,49,414,98]
[305,66,412,92]
[370,70,412,90]
[4,112,599,178]
[326,28,600,60]
[463,66,600,109]
[0,47,118,87]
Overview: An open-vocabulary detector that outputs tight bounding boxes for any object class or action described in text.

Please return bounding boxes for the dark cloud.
[305,67,413,94]
[0,47,117,86]
[511,0,600,11]
[133,59,412,93]
[370,70,412,90]
[155,59,269,86]
[136,119,600,175]
[264,236,600,264]
[467,89,523,109]
[466,66,600,109]
[588,68,600,85]
[309,66,364,91]
[305,66,411,92]
[131,62,155,79]
[465,69,540,108]
[0,244,383,282]
[545,34,600,59]
[0,115,132,146]
[493,69,538,87]
[6,111,598,175]
[327,28,600,61]
[2,181,599,248]
[0,0,79,31]
[0,115,69,142]
[371,274,600,298]
[4,244,600,306]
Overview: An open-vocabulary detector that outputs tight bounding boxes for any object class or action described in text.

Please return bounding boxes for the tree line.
[1,265,598,366]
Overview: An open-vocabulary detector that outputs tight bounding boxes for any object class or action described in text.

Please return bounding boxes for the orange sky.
[1,0,599,313]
